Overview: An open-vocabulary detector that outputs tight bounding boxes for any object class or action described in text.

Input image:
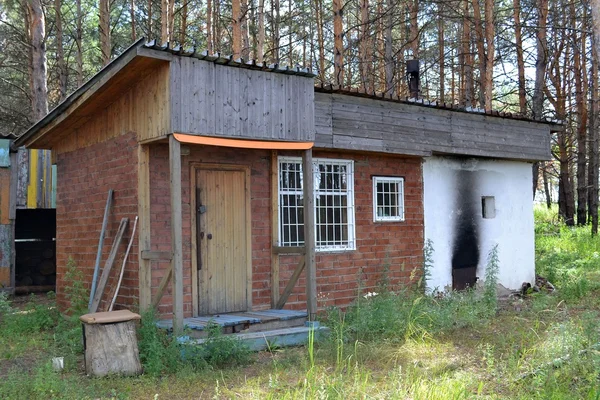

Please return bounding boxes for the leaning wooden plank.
[109,216,138,311]
[151,267,172,309]
[89,217,129,313]
[89,189,113,310]
[275,257,306,310]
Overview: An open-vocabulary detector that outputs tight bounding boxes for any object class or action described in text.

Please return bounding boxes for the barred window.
[373,176,405,222]
[278,157,355,251]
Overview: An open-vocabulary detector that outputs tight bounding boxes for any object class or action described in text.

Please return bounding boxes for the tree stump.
[80,310,142,377]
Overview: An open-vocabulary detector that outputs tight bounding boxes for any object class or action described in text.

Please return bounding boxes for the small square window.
[373,177,405,222]
[482,196,495,219]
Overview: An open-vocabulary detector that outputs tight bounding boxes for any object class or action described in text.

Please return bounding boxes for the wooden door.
[196,166,251,315]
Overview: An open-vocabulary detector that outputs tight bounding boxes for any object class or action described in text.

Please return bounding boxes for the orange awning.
[173,133,313,150]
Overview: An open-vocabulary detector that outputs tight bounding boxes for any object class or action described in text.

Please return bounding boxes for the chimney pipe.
[406,59,420,99]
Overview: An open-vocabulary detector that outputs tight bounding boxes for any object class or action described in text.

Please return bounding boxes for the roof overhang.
[173,133,313,150]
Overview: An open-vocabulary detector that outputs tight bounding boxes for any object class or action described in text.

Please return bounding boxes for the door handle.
[207,233,213,240]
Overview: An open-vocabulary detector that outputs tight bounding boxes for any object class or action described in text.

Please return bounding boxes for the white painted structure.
[423,156,535,292]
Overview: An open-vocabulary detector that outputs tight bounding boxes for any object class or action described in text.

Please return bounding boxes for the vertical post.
[138,144,152,312]
[169,135,184,332]
[302,149,317,320]
[270,150,280,308]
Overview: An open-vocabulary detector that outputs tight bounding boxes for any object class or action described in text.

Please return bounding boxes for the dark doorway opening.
[15,209,56,293]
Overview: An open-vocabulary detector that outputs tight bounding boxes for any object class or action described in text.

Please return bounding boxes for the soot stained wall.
[423,156,535,291]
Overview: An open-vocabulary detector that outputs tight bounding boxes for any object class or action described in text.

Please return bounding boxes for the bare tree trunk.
[257,0,264,62]
[483,0,494,110]
[207,0,213,52]
[573,1,587,225]
[76,0,83,86]
[168,0,174,42]
[241,0,250,59]
[359,0,371,91]
[55,0,67,100]
[147,0,152,38]
[180,0,187,45]
[590,0,600,234]
[99,0,111,65]
[272,0,281,63]
[316,0,325,81]
[438,4,444,102]
[542,164,552,208]
[409,0,418,58]
[333,0,344,85]
[462,0,473,106]
[232,0,241,58]
[161,0,169,43]
[27,0,49,121]
[471,0,486,108]
[384,0,394,93]
[131,0,137,41]
[513,0,526,114]
[214,0,220,51]
[531,0,549,198]
[287,0,292,65]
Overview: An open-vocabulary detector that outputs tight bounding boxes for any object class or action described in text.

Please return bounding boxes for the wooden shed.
[15,39,557,330]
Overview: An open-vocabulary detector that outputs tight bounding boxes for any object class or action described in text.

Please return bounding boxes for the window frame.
[278,156,356,252]
[372,176,405,222]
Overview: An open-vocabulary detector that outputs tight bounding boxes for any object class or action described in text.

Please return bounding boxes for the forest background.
[1,0,598,229]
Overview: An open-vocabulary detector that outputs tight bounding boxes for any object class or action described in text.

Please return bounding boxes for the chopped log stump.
[80,310,142,377]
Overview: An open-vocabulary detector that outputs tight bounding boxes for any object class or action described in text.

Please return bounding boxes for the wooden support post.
[169,135,184,333]
[270,150,280,308]
[138,145,152,312]
[302,149,317,320]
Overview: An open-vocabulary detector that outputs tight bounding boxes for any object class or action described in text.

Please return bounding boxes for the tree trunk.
[462,0,473,106]
[542,163,552,208]
[232,0,241,58]
[131,0,137,41]
[483,0,494,110]
[180,0,187,45]
[99,0,111,65]
[316,0,325,81]
[161,0,169,43]
[242,0,250,59]
[384,0,394,93]
[99,0,111,61]
[27,0,49,122]
[272,0,281,63]
[287,0,292,65]
[513,0,526,114]
[359,0,371,92]
[531,0,549,199]
[438,4,444,102]
[409,0,418,58]
[333,0,344,85]
[257,0,264,62]
[76,0,83,86]
[471,0,486,108]
[207,0,213,53]
[147,0,152,38]
[573,2,587,225]
[590,0,600,234]
[55,0,67,100]
[168,0,174,42]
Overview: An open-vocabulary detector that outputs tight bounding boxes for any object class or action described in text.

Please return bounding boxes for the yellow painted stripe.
[27,149,38,208]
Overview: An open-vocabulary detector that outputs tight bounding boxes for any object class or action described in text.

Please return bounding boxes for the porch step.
[189,324,330,351]
[157,309,308,338]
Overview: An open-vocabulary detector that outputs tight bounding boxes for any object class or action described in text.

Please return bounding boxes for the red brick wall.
[149,145,423,317]
[55,132,139,312]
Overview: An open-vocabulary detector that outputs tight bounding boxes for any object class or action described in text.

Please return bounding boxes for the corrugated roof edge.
[13,38,147,148]
[144,40,317,78]
[315,84,563,126]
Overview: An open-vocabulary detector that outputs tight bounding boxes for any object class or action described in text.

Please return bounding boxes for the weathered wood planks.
[314,92,553,161]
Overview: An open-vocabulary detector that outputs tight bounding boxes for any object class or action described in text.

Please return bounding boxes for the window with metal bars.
[372,176,405,222]
[278,157,356,251]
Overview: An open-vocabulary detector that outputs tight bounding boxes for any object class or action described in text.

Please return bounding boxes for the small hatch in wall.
[482,196,496,219]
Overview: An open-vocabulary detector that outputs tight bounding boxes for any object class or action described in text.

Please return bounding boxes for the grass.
[2,206,600,398]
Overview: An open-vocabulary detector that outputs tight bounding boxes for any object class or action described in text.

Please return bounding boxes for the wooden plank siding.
[314,93,553,161]
[167,57,315,143]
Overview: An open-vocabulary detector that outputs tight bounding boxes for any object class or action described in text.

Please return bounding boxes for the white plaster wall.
[423,156,535,292]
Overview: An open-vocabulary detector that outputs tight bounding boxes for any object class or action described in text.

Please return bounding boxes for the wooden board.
[313,92,553,161]
[197,165,251,314]
[171,57,315,142]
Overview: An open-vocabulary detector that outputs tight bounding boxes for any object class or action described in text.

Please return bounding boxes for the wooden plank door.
[196,166,250,315]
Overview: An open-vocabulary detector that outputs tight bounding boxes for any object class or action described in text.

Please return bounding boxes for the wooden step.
[157,309,308,338]
[189,323,329,351]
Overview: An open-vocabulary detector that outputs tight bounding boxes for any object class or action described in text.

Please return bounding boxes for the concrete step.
[189,323,329,351]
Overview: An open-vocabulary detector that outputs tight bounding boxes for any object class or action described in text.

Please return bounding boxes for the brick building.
[14,40,557,330]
